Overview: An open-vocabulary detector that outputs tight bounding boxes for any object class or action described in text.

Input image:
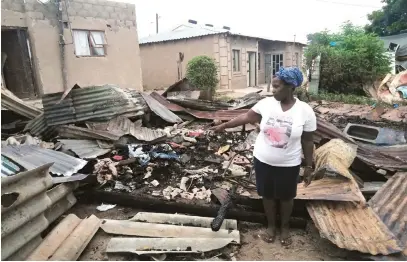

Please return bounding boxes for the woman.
[211,67,316,246]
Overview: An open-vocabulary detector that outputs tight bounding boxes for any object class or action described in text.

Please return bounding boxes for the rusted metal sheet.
[307,201,403,255]
[167,98,231,111]
[315,117,407,171]
[2,145,87,177]
[1,87,43,119]
[150,92,248,121]
[167,91,201,99]
[1,164,77,260]
[106,237,235,254]
[369,172,407,257]
[296,177,363,202]
[24,113,57,140]
[42,85,147,126]
[57,125,120,141]
[58,139,111,159]
[141,92,183,123]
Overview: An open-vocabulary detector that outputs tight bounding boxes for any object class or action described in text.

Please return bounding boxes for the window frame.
[232,49,241,72]
[72,29,108,57]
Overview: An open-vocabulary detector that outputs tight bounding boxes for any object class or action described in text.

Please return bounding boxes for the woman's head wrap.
[275,67,303,88]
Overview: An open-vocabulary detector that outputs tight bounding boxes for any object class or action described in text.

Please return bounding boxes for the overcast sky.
[117,0,384,43]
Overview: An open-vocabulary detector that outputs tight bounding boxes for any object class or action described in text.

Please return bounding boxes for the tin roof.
[1,145,87,177]
[307,201,403,255]
[140,23,307,45]
[369,172,407,257]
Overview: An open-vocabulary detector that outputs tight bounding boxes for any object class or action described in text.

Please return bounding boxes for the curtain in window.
[73,30,90,56]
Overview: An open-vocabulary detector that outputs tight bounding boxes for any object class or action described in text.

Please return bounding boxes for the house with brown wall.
[1,0,143,99]
[139,22,306,91]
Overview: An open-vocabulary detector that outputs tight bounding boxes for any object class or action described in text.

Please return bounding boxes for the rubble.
[2,83,407,260]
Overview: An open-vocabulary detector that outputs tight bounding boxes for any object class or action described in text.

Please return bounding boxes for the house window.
[73,30,107,56]
[258,53,261,70]
[272,54,284,75]
[232,49,240,72]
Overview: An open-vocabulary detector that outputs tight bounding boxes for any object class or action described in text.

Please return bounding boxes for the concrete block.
[220,66,228,76]
[125,20,133,27]
[114,6,123,13]
[24,3,35,11]
[72,2,83,11]
[104,6,114,13]
[76,9,88,17]
[11,2,24,12]
[116,20,125,27]
[220,56,228,66]
[109,12,119,19]
[98,10,110,19]
[83,3,92,10]
[88,9,98,18]
[115,2,127,9]
[27,11,45,20]
[220,46,228,57]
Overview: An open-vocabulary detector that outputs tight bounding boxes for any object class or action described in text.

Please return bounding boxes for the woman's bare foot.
[280,227,292,246]
[261,226,276,243]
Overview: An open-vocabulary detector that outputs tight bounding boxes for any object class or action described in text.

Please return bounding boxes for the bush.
[186,56,219,97]
[304,22,392,95]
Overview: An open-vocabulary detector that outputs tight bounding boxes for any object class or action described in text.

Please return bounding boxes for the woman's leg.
[262,197,277,242]
[280,198,294,245]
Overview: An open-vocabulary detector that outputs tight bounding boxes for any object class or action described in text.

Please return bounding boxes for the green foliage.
[365,0,407,36]
[304,22,391,95]
[310,91,376,105]
[186,56,219,93]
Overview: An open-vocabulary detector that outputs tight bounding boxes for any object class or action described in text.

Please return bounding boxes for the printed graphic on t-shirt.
[263,115,293,149]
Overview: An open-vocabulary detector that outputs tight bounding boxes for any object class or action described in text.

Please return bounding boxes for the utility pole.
[156,13,159,34]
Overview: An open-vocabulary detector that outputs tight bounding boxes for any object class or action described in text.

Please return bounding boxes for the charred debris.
[1,81,407,260]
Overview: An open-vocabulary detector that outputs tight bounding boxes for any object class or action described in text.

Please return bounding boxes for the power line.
[314,0,382,8]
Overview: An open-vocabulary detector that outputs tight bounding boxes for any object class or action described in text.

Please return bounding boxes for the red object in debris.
[188,131,204,137]
[112,155,124,161]
[168,142,184,148]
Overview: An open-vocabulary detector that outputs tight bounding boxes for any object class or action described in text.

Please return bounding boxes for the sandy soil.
[66,202,347,261]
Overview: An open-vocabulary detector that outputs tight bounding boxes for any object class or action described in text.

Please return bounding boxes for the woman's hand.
[303,166,315,187]
[210,123,226,133]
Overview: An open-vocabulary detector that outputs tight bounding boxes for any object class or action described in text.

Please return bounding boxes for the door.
[247,52,256,87]
[265,54,272,83]
[1,28,37,98]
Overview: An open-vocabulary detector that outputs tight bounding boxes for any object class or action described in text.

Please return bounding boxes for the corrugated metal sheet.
[139,26,229,44]
[24,113,57,140]
[141,92,183,123]
[87,116,168,143]
[315,117,407,171]
[1,145,87,177]
[58,139,112,159]
[1,164,77,260]
[369,172,407,257]
[57,125,120,141]
[42,85,147,126]
[296,177,364,202]
[1,155,24,177]
[150,92,248,120]
[307,201,403,255]
[1,88,43,119]
[167,98,230,111]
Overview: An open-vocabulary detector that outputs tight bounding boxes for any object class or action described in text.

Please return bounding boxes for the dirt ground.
[66,202,347,261]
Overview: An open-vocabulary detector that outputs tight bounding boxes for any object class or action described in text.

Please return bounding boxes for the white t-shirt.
[251,97,317,167]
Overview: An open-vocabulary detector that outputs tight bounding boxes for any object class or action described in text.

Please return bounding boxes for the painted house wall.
[139,35,216,90]
[229,36,258,89]
[1,0,143,96]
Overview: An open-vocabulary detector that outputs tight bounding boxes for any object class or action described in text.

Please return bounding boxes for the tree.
[186,56,219,100]
[305,22,392,95]
[365,0,407,36]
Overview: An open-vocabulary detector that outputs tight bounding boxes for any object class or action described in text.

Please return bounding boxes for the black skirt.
[253,157,300,200]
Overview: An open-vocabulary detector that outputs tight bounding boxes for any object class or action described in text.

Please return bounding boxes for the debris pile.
[2,82,407,260]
